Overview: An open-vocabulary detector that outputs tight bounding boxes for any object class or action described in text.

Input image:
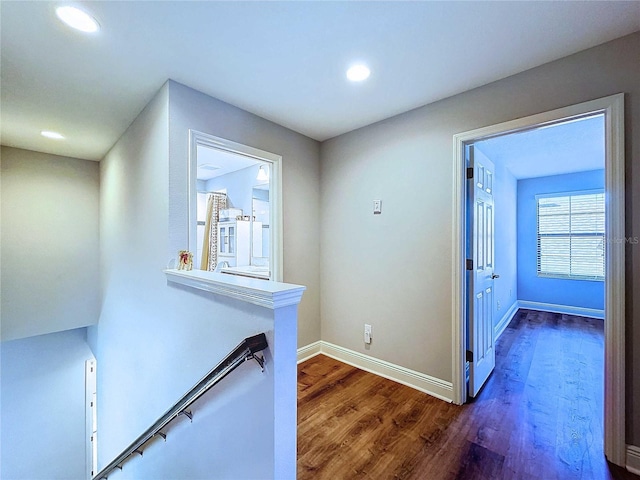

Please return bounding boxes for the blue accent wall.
[517,170,604,310]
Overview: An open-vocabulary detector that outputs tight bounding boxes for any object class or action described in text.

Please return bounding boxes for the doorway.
[452,94,626,466]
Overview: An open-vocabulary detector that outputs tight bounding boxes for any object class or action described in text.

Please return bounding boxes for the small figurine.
[178,250,193,271]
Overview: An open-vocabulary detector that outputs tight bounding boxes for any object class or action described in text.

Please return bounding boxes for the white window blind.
[537,191,605,281]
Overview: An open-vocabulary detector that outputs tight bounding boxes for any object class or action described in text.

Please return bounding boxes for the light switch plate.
[373,200,382,214]
[364,324,372,344]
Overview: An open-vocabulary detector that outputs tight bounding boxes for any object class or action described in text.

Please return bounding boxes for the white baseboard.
[627,445,640,475]
[297,340,453,403]
[494,301,519,340]
[517,300,604,320]
[297,340,322,364]
[297,301,601,406]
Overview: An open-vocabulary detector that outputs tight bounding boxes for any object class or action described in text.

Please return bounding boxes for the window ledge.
[164,269,305,310]
[537,273,604,282]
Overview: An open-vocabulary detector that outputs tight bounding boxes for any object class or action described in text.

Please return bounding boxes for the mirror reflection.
[195,143,271,279]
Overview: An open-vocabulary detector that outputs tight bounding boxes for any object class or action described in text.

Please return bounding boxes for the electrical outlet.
[373,200,382,214]
[497,300,501,310]
[509,289,512,298]
[364,324,372,344]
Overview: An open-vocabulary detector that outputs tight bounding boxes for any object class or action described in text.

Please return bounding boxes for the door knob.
[491,274,500,279]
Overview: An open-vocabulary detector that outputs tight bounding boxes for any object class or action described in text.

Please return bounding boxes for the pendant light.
[257,165,269,182]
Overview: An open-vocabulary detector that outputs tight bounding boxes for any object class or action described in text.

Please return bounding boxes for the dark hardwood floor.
[297,309,637,480]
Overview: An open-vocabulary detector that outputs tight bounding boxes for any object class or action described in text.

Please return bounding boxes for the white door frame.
[451,94,626,466]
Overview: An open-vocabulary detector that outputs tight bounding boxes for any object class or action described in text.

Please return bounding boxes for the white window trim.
[188,130,283,282]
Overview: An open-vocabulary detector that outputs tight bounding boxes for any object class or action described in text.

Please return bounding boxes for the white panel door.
[468,145,496,397]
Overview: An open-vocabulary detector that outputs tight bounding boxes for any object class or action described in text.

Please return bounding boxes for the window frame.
[188,130,283,281]
[536,189,605,282]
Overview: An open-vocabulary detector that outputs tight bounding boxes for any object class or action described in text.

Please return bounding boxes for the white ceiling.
[1,1,639,162]
[476,114,605,180]
[196,144,262,181]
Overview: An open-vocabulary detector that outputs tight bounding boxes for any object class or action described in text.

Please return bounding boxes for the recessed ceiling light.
[56,6,100,33]
[41,130,65,140]
[346,64,370,82]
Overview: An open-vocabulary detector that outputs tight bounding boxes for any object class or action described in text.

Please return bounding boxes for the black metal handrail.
[93,333,268,480]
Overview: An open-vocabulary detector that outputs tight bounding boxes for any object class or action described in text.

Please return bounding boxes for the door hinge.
[466,259,473,270]
[466,167,474,179]
[466,350,474,362]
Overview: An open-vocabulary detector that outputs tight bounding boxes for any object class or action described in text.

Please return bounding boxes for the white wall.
[1,328,94,480]
[101,354,275,480]
[320,32,640,448]
[96,80,311,479]
[0,147,100,341]
[97,83,172,468]
[97,84,274,475]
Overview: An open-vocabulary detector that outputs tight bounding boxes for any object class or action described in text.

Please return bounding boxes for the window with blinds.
[536,191,605,281]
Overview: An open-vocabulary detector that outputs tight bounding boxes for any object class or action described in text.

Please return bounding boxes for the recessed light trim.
[41,130,65,140]
[56,6,100,33]
[346,64,371,82]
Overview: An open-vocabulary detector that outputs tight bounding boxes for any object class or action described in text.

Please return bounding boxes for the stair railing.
[93,333,268,480]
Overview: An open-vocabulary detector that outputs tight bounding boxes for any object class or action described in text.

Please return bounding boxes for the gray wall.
[1,328,94,480]
[167,80,321,348]
[319,32,640,444]
[0,147,100,341]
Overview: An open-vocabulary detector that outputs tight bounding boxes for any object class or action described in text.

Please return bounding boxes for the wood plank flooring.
[297,309,637,480]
